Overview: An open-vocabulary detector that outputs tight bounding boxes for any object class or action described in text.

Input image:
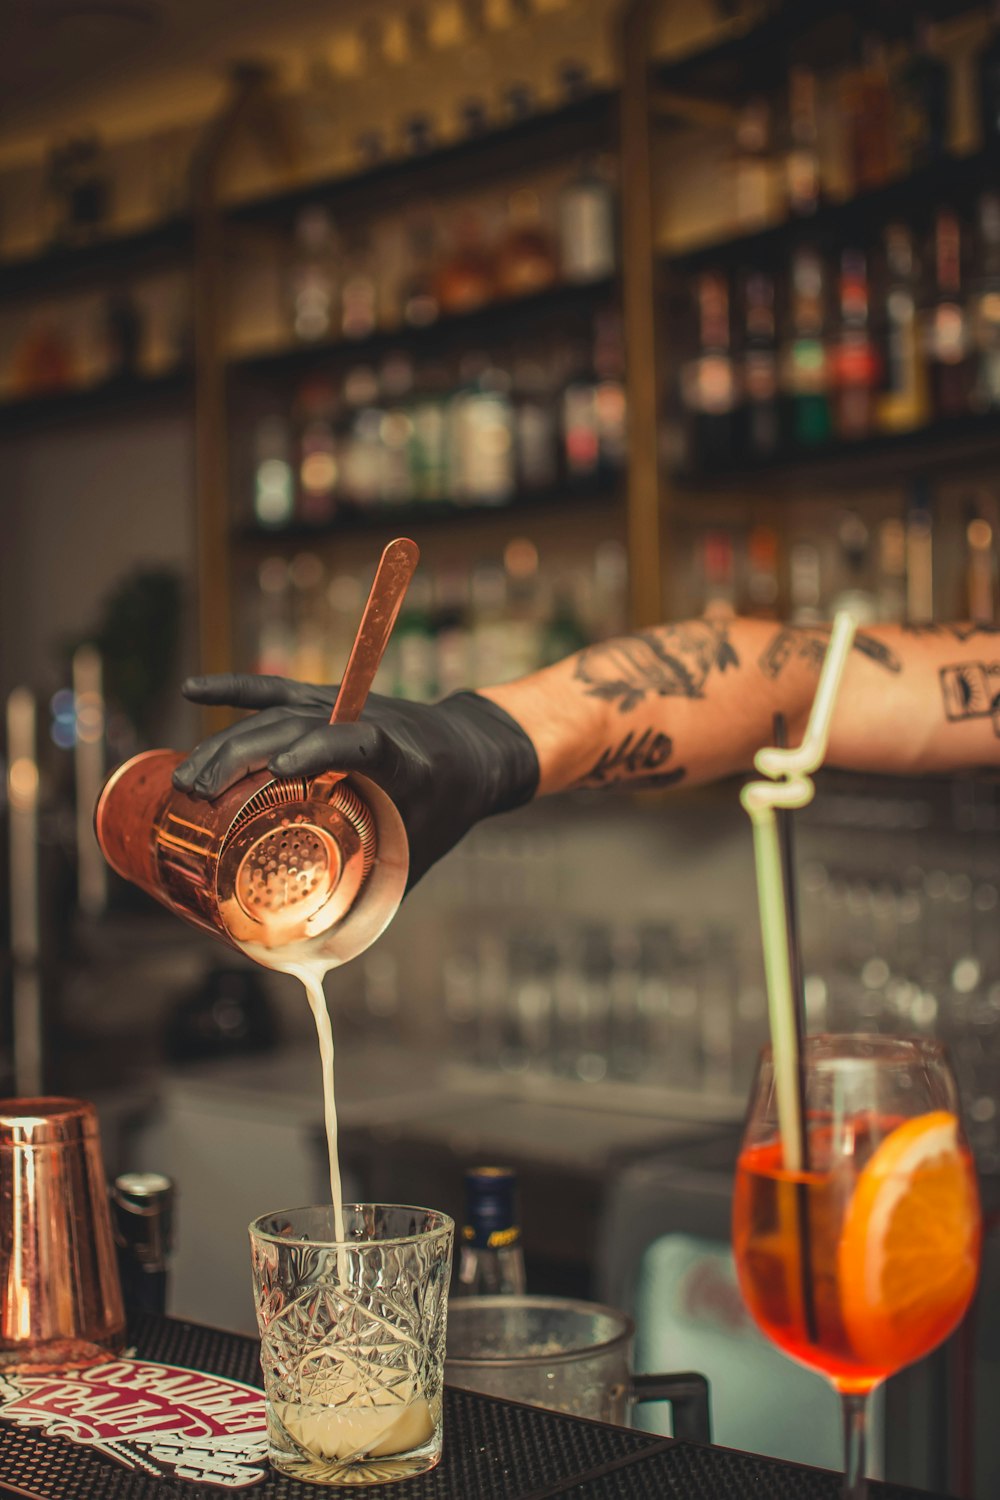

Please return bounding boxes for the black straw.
[772,712,818,1347]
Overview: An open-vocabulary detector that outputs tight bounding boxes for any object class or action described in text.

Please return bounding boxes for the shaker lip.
[0,1097,99,1145]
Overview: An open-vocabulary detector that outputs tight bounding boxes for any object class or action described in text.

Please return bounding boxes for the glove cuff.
[438,692,540,820]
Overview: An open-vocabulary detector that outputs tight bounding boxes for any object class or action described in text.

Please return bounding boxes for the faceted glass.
[249,1204,454,1486]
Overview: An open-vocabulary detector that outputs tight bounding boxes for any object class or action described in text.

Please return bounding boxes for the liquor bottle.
[905,480,934,625]
[103,290,142,381]
[455,0,493,138]
[294,376,339,524]
[288,206,337,343]
[377,353,416,506]
[842,35,893,194]
[111,1173,174,1317]
[561,336,601,480]
[512,348,558,490]
[732,98,778,230]
[456,1166,527,1296]
[681,269,737,469]
[971,192,1000,412]
[437,211,495,314]
[964,501,997,623]
[591,309,628,477]
[557,155,616,282]
[876,517,907,622]
[788,541,823,624]
[876,223,929,433]
[450,354,516,505]
[502,538,548,680]
[833,248,879,440]
[784,66,821,218]
[255,556,295,676]
[410,362,450,500]
[393,572,437,700]
[433,569,473,697]
[978,0,1000,148]
[701,530,736,615]
[895,15,949,172]
[394,8,438,157]
[289,551,327,683]
[340,233,378,341]
[830,512,877,624]
[339,365,383,508]
[495,190,558,299]
[745,525,780,617]
[400,214,440,328]
[253,413,295,528]
[783,245,831,447]
[925,207,973,419]
[742,269,779,457]
[544,568,589,664]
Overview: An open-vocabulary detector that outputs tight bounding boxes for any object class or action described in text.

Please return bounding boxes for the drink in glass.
[733,1035,981,1498]
[249,1204,453,1486]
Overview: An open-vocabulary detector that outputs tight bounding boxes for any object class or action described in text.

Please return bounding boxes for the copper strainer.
[95,539,417,967]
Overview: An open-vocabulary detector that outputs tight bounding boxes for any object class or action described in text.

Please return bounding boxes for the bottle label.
[462,1223,521,1249]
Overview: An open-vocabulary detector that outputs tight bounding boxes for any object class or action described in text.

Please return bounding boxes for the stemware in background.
[733,1035,981,1500]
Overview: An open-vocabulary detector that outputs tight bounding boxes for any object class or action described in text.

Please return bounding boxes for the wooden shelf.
[662,149,998,273]
[0,218,192,302]
[655,0,987,103]
[225,91,617,230]
[232,476,622,546]
[229,276,616,382]
[672,410,1000,492]
[0,369,192,434]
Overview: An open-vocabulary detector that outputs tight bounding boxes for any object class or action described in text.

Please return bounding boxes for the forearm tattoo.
[759,626,902,680]
[940,661,1000,736]
[573,620,739,713]
[576,728,687,790]
[903,624,1000,641]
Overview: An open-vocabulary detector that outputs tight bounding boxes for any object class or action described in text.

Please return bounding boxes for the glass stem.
[840,1392,869,1500]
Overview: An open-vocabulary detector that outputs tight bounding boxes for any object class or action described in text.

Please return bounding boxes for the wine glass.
[733,1035,981,1500]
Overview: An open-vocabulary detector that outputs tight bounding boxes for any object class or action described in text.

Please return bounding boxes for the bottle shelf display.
[663,6,1000,486]
[244,539,628,700]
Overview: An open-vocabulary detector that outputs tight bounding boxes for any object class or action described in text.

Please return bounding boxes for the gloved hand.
[172,676,539,890]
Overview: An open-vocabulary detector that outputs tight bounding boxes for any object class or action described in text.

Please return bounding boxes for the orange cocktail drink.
[732,1037,981,1500]
[734,1117,980,1394]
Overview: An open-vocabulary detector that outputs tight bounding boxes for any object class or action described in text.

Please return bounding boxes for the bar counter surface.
[0,1313,957,1499]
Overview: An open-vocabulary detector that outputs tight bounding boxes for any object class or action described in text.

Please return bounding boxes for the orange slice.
[838,1110,980,1372]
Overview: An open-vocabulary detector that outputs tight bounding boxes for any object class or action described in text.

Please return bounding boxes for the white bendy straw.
[740,612,857,1172]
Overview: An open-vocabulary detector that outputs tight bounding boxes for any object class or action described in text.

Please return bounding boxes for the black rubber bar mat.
[0,1314,956,1500]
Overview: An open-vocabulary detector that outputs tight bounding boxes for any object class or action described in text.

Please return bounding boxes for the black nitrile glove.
[172,676,539,890]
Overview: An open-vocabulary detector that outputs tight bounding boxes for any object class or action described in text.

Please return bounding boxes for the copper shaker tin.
[94,755,408,968]
[0,1098,125,1371]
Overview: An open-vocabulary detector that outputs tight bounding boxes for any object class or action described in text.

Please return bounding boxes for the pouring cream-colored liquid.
[242,941,432,1464]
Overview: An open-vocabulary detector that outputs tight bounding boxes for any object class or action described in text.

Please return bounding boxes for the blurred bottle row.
[245,311,625,524]
[720,11,1000,239]
[672,491,998,625]
[0,273,189,401]
[248,538,628,696]
[672,195,1000,471]
[279,162,616,349]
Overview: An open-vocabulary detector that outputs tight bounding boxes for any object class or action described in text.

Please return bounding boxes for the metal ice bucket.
[445,1295,711,1441]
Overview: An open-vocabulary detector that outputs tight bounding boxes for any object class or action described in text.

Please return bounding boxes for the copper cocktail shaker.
[0,1098,125,1371]
[94,539,417,969]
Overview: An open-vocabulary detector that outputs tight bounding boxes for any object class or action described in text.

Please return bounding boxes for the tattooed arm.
[478,618,1000,795]
[176,616,1000,887]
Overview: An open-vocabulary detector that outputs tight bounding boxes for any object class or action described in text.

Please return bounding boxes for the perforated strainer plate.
[235,822,338,925]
